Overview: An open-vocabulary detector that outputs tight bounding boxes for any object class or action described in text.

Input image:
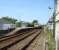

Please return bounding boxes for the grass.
[48,31,55,50]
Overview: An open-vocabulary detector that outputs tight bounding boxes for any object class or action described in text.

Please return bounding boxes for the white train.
[0,23,16,30]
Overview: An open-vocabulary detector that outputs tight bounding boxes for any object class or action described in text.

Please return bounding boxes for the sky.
[0,0,54,24]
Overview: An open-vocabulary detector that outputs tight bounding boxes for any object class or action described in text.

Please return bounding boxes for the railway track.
[0,28,41,50]
[0,29,33,41]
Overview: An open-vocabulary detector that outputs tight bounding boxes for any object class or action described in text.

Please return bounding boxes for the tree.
[1,16,17,24]
[32,20,38,24]
[31,20,39,27]
[25,20,39,27]
[16,21,22,27]
[16,21,26,27]
[26,22,34,27]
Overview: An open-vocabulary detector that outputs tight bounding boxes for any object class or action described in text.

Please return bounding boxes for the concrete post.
[55,0,59,50]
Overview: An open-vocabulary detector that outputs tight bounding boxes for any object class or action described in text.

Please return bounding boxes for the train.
[0,24,16,30]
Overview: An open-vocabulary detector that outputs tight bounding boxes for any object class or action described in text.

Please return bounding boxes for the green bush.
[48,31,55,50]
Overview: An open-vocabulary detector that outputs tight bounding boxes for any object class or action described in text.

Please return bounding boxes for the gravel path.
[26,30,47,50]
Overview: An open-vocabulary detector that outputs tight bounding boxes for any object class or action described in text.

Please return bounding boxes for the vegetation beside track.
[47,30,55,50]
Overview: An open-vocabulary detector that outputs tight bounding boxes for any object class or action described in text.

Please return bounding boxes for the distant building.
[21,22,27,28]
[34,23,39,27]
[16,21,28,28]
